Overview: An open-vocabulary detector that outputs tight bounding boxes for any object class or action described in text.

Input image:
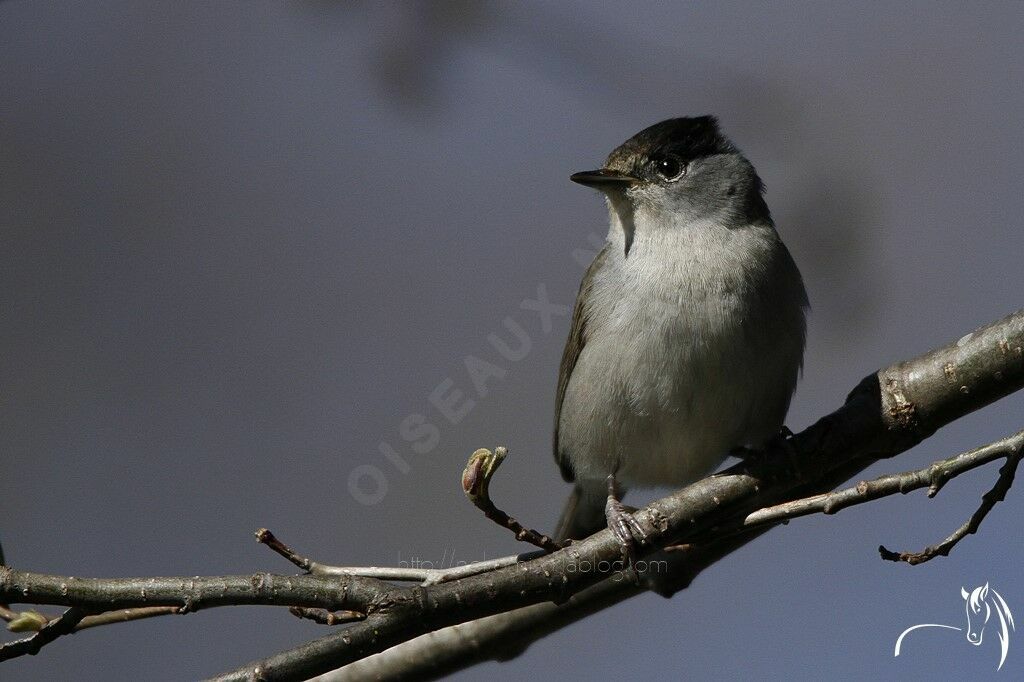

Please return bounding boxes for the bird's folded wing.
[553,243,609,482]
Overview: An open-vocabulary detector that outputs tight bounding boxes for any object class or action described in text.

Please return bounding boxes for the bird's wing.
[553,243,610,482]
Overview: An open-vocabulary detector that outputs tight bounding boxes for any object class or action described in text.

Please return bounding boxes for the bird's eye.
[654,155,686,182]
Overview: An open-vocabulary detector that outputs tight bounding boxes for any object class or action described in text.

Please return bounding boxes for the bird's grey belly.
[558,305,794,488]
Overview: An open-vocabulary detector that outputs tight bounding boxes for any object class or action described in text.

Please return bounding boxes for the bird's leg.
[604,473,646,577]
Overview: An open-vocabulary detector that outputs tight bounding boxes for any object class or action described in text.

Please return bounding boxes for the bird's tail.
[554,483,608,542]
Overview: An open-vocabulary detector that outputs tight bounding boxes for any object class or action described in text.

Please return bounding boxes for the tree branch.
[2,309,1022,681]
[314,531,764,682]
[3,605,181,634]
[0,570,396,615]
[315,430,1024,682]
[879,440,1023,564]
[210,309,1024,681]
[312,309,1024,681]
[258,527,543,586]
[741,429,1024,527]
[0,608,88,662]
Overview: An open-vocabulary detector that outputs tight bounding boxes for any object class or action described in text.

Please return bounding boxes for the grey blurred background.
[2,2,1023,680]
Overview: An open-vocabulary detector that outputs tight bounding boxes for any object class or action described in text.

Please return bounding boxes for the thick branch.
[316,530,765,682]
[316,429,1024,682]
[2,310,1021,680]
[0,570,394,615]
[216,309,1024,681]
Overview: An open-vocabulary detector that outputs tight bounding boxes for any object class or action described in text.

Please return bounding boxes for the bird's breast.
[559,224,805,487]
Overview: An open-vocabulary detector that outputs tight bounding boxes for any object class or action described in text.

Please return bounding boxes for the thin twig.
[0,607,88,662]
[256,529,314,571]
[257,527,542,585]
[75,607,181,631]
[462,447,566,553]
[880,444,1023,564]
[741,430,1024,527]
[288,607,366,626]
[311,552,544,586]
[2,605,180,633]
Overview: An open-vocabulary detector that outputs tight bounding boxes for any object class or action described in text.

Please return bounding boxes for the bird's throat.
[605,194,636,257]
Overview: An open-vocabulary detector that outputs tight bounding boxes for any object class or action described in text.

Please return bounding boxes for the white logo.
[895,583,1016,671]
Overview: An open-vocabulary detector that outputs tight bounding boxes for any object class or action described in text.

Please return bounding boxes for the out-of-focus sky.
[2,2,1023,680]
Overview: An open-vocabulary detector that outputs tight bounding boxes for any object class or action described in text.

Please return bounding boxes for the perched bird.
[554,116,808,560]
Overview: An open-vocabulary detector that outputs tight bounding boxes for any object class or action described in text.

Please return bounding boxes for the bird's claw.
[605,475,646,583]
[607,499,646,557]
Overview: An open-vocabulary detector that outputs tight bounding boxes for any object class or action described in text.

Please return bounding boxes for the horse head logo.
[896,583,1015,671]
[961,583,1014,665]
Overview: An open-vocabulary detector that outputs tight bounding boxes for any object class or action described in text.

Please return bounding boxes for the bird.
[553,116,808,563]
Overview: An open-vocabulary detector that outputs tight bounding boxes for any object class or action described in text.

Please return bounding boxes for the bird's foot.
[605,475,646,583]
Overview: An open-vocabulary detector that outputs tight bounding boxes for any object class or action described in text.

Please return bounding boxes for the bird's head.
[571,117,769,253]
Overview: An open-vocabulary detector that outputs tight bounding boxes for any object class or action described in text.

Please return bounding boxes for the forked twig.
[672,430,1024,564]
[742,431,1023,526]
[879,443,1023,564]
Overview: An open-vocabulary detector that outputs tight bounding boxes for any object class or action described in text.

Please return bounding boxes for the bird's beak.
[570,168,638,189]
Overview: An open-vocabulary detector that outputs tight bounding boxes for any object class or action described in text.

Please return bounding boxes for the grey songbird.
[554,116,808,558]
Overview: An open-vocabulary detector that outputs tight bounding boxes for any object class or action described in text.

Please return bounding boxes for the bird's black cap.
[604,116,736,174]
